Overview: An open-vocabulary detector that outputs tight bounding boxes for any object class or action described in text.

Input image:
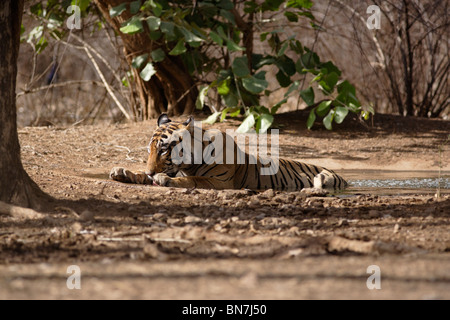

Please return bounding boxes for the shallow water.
[342,170,450,195]
[81,170,450,196]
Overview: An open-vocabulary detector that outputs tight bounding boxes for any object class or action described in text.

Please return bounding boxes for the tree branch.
[17,80,106,97]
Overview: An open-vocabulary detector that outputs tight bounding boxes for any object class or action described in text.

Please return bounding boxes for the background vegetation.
[17,0,449,131]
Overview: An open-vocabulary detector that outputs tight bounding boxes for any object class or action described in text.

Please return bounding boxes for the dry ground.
[1,110,449,300]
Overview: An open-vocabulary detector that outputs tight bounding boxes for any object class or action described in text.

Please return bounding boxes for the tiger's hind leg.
[110,167,153,185]
[313,170,347,190]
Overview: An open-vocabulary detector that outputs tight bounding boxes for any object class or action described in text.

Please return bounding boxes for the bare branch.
[17,80,106,97]
[84,47,132,121]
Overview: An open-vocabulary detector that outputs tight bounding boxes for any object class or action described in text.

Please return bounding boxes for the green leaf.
[276,56,296,76]
[334,106,349,124]
[30,3,43,16]
[277,42,289,57]
[149,31,162,40]
[179,27,204,44]
[220,106,241,122]
[216,25,227,39]
[361,104,375,119]
[131,54,148,69]
[337,80,356,96]
[301,50,320,69]
[236,113,256,133]
[298,11,316,20]
[146,16,161,31]
[307,109,316,129]
[285,81,300,97]
[244,1,259,13]
[295,58,307,74]
[140,62,157,81]
[110,3,127,17]
[47,13,63,29]
[229,107,241,117]
[290,40,303,55]
[220,9,236,25]
[218,0,234,10]
[316,100,332,117]
[242,76,269,94]
[150,48,165,62]
[337,80,360,107]
[217,78,231,95]
[209,31,223,45]
[195,86,208,110]
[143,0,162,14]
[130,0,142,14]
[319,71,339,94]
[284,11,299,22]
[220,107,231,122]
[232,56,250,78]
[320,61,342,76]
[35,36,48,54]
[120,17,143,35]
[300,87,315,106]
[226,39,245,52]
[169,40,187,56]
[276,70,291,88]
[323,110,334,130]
[271,99,287,115]
[287,0,314,9]
[27,26,43,44]
[75,0,91,12]
[262,0,285,11]
[222,90,239,107]
[202,112,221,125]
[257,113,274,133]
[160,21,176,40]
[348,102,361,113]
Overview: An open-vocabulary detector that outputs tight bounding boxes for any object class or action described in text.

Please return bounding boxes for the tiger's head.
[145,114,194,178]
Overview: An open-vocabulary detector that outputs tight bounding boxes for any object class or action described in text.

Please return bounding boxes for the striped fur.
[110,115,347,191]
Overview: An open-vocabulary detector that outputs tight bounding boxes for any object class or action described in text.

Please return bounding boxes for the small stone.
[153,213,166,220]
[368,210,380,218]
[185,216,202,223]
[70,222,82,233]
[393,223,400,233]
[78,210,94,221]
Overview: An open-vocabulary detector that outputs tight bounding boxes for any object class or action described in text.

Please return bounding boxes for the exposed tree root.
[0,201,44,219]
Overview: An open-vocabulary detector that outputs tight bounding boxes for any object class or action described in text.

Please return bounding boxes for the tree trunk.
[94,0,198,119]
[0,1,49,209]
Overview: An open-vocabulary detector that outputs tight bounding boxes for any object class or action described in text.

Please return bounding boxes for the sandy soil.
[1,110,449,300]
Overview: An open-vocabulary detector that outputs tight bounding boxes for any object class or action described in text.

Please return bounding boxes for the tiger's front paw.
[110,167,134,183]
[152,173,172,187]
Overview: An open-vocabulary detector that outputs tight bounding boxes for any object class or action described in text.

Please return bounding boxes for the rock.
[184,216,202,223]
[70,222,83,233]
[368,210,381,218]
[153,213,166,220]
[78,210,94,221]
[393,223,400,233]
[260,189,275,199]
[300,188,329,197]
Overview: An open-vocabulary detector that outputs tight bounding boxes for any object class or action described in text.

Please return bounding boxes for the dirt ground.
[1,110,449,300]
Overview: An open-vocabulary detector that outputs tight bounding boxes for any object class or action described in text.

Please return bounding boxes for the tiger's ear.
[183,116,194,133]
[158,114,171,127]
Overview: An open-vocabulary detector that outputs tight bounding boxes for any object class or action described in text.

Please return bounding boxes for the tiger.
[109,114,348,191]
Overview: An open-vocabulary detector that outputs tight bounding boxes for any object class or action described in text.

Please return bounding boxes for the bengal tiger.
[110,114,347,191]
